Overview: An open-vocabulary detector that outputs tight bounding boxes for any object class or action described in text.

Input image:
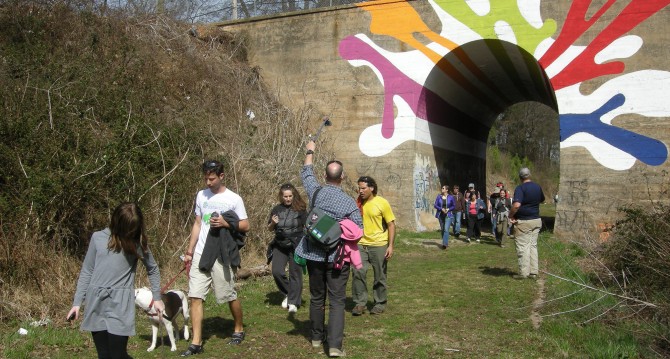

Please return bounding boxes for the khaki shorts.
[188,253,238,303]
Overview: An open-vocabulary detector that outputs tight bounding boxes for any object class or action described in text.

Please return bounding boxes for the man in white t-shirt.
[181,160,250,356]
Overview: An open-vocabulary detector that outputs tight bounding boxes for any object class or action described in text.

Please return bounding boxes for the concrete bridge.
[218,0,670,239]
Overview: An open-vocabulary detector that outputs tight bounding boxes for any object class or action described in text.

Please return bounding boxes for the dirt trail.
[530,277,546,329]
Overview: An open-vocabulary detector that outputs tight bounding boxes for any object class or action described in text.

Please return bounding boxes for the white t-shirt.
[193,188,248,256]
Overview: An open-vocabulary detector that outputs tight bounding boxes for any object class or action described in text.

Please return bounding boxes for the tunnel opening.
[422,39,558,204]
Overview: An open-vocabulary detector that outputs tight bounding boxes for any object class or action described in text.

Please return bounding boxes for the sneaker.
[529,274,538,280]
[440,244,447,250]
[351,305,366,316]
[466,238,471,243]
[475,239,480,243]
[499,243,505,248]
[228,332,245,345]
[311,340,322,348]
[281,296,288,309]
[370,306,384,315]
[180,344,204,356]
[288,304,298,313]
[512,274,527,280]
[329,348,346,357]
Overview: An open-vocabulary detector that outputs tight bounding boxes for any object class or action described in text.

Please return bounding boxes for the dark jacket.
[268,204,307,249]
[199,210,246,271]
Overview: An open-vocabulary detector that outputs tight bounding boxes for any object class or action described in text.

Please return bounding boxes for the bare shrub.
[0,2,329,323]
[599,203,670,352]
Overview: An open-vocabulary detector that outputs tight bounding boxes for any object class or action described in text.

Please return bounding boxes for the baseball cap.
[519,167,531,179]
[468,183,474,188]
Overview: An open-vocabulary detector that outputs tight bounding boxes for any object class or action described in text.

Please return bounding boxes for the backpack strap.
[310,187,323,211]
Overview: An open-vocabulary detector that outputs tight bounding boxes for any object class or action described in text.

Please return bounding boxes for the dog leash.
[144,262,188,318]
[161,262,189,294]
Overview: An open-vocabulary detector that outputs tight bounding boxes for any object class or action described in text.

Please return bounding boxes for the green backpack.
[304,188,343,251]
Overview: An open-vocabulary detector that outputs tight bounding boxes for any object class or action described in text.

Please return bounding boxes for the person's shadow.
[266,291,311,341]
[480,266,516,277]
[286,311,311,341]
[200,316,236,343]
[265,291,285,306]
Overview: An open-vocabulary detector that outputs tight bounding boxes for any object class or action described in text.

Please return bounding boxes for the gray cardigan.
[72,228,161,336]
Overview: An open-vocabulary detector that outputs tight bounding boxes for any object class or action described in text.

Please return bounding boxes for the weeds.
[1,231,660,358]
[0,2,330,324]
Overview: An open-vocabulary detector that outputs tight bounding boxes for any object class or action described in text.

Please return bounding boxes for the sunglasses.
[202,160,222,172]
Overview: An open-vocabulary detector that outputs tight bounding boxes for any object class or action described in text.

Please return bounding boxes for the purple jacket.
[434,194,455,218]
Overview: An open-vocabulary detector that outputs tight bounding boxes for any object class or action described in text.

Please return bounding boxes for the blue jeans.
[452,211,462,236]
[442,216,453,247]
[490,211,497,234]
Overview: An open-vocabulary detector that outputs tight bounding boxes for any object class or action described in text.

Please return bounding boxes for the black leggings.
[91,330,132,359]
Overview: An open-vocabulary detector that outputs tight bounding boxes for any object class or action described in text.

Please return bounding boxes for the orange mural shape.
[357,0,506,110]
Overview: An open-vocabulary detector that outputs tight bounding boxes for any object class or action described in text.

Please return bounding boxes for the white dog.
[134,287,190,352]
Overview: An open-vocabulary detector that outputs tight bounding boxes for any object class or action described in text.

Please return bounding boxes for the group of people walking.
[68,137,396,358]
[67,134,543,358]
[434,182,516,248]
[432,170,545,281]
[268,139,396,357]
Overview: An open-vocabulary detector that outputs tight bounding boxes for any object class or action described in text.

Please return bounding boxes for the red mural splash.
[540,0,670,90]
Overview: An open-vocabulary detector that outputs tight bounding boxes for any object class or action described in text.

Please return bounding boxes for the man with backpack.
[351,176,396,316]
[295,139,363,358]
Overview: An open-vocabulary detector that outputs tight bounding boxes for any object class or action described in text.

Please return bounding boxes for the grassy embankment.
[1,221,655,358]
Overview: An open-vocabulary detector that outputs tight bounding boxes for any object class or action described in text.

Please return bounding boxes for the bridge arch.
[424,39,558,192]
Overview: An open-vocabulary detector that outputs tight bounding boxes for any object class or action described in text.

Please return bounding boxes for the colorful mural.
[339,0,670,171]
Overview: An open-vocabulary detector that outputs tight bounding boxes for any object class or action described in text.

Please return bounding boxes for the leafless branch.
[542,270,657,308]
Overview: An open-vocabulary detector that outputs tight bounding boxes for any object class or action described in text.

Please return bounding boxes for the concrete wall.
[219,0,670,238]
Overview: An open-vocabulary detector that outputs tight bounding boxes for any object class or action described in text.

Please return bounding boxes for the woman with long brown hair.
[267,183,307,313]
[67,202,163,359]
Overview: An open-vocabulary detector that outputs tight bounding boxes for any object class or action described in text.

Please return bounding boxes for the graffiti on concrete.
[339,0,669,170]
[413,154,439,210]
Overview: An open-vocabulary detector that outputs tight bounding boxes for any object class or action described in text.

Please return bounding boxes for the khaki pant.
[513,218,541,277]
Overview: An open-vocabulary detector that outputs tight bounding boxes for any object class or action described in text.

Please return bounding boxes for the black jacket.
[199,210,246,271]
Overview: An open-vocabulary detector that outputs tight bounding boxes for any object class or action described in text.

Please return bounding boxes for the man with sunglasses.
[295,139,362,357]
[181,160,250,356]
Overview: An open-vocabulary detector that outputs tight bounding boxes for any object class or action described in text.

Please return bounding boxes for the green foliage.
[489,145,502,173]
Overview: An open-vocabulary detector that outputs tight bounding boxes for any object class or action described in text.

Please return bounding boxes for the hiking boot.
[440,244,447,250]
[329,348,346,357]
[370,305,384,315]
[351,305,366,316]
[180,344,204,356]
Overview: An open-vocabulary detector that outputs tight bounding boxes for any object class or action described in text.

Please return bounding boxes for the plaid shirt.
[295,164,363,262]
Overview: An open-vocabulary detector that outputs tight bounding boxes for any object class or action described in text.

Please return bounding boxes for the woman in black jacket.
[267,183,307,313]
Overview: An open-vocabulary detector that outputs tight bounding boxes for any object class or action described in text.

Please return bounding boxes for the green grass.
[1,231,660,358]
